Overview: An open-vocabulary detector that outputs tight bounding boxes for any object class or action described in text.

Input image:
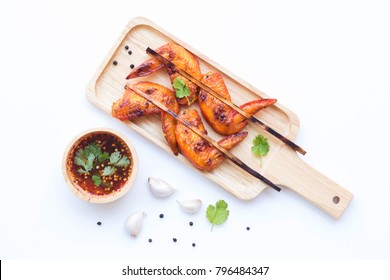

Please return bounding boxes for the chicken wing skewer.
[175,109,247,171]
[112,81,179,155]
[127,42,201,106]
[199,71,276,135]
[146,47,306,155]
[126,84,281,192]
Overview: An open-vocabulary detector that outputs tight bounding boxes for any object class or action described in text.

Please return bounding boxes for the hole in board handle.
[332,196,340,204]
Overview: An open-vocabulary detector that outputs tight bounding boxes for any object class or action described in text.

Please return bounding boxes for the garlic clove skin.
[177,199,202,214]
[125,211,146,237]
[148,177,175,198]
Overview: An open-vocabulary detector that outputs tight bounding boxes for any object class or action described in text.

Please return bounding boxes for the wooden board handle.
[267,147,353,219]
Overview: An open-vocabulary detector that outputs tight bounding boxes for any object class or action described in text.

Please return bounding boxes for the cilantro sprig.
[74,142,109,175]
[251,134,270,167]
[110,151,130,167]
[92,174,102,186]
[173,77,191,105]
[74,142,130,187]
[206,200,230,231]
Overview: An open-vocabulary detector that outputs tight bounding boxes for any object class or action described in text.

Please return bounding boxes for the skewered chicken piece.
[175,109,248,171]
[198,72,277,136]
[126,42,201,106]
[112,81,179,155]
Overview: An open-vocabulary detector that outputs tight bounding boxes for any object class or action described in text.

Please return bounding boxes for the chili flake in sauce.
[69,133,132,195]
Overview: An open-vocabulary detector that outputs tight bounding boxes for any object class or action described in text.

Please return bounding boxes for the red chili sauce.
[68,133,132,195]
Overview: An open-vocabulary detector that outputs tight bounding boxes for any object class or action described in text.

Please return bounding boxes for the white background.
[0,0,389,261]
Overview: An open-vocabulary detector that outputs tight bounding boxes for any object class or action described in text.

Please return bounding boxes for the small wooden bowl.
[62,128,138,203]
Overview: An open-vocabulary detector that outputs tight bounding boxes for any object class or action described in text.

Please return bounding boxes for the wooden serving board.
[86,17,353,219]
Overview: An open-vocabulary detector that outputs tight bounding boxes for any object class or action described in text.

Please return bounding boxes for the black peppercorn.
[148,238,152,243]
[113,60,118,65]
[125,45,129,50]
[128,50,132,55]
[173,238,177,242]
[189,221,193,226]
[97,222,101,226]
[192,243,196,247]
[130,64,134,69]
[159,213,164,219]
[246,226,250,231]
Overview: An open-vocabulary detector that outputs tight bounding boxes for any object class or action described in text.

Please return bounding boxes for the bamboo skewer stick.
[145,47,306,156]
[126,84,281,192]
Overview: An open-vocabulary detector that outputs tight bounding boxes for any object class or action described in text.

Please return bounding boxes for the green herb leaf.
[109,151,130,168]
[110,151,121,165]
[115,156,130,167]
[74,142,105,173]
[73,141,129,187]
[97,151,110,163]
[173,77,191,105]
[102,166,116,176]
[74,153,95,174]
[86,154,95,170]
[92,174,102,186]
[251,134,270,167]
[206,200,229,231]
[75,147,89,160]
[86,142,101,158]
[77,168,87,174]
[74,156,87,169]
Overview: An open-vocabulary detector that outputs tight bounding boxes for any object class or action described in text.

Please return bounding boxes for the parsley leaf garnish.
[251,134,270,167]
[206,200,229,231]
[75,152,95,174]
[115,156,130,167]
[98,151,110,163]
[110,151,130,167]
[92,174,102,186]
[75,142,109,174]
[110,151,121,165]
[102,166,116,176]
[86,142,101,158]
[173,77,191,105]
[73,142,130,187]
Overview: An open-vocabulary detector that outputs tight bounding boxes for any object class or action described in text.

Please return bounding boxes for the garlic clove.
[125,211,146,237]
[177,199,202,214]
[148,177,176,198]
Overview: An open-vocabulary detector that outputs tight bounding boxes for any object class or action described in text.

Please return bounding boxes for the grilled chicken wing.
[126,42,201,106]
[175,109,248,171]
[112,81,179,155]
[198,72,277,135]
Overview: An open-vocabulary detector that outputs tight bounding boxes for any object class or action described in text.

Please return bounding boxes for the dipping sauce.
[67,132,133,195]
